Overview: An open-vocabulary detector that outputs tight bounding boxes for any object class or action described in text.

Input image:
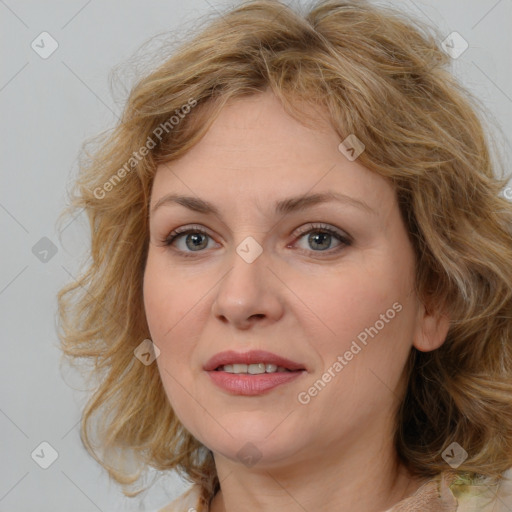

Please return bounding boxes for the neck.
[208,433,427,512]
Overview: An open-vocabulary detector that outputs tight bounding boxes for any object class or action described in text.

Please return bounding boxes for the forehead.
[151,91,395,215]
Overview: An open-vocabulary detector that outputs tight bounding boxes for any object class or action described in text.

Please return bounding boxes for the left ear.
[412,300,451,352]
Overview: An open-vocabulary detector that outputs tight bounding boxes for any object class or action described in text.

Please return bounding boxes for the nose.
[210,240,285,330]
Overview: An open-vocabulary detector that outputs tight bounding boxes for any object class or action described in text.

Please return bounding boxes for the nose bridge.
[222,233,267,295]
[211,233,282,326]
[235,234,265,265]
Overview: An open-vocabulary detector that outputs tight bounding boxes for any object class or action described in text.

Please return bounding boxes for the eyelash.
[162,223,352,258]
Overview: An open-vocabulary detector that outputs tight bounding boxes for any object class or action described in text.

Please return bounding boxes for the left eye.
[163,223,352,255]
[293,224,351,253]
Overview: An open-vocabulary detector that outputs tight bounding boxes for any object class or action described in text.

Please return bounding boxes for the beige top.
[158,468,512,512]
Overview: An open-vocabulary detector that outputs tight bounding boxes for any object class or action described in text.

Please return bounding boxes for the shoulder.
[156,484,203,512]
[387,467,512,512]
[154,470,512,511]
[452,467,512,512]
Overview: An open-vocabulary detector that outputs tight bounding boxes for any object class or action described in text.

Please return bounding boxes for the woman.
[57,1,512,511]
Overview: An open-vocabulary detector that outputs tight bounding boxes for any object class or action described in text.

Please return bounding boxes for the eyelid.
[163,224,214,244]
[293,222,352,244]
[161,222,352,256]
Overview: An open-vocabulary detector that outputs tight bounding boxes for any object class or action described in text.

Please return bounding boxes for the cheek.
[143,256,193,413]
[143,259,168,340]
[143,254,192,374]
[305,252,416,370]
[295,263,416,429]
[143,250,205,371]
[143,252,191,337]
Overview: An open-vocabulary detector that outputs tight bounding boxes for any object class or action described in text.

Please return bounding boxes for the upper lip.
[204,350,306,371]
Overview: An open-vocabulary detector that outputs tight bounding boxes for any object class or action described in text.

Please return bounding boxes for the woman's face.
[143,90,447,469]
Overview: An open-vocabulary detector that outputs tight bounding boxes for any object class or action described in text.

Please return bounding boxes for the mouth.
[204,349,306,372]
[204,350,306,396]
[214,363,296,374]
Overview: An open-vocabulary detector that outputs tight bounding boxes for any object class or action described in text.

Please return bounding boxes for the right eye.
[163,225,218,256]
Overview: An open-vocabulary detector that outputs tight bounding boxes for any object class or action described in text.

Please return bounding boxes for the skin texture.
[143,90,451,512]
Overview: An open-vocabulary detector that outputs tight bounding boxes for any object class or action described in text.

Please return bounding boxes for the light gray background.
[1,1,511,511]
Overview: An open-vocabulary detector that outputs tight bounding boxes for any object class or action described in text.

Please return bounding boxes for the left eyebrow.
[150,191,377,217]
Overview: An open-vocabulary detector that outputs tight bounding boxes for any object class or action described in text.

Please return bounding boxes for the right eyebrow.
[150,191,377,218]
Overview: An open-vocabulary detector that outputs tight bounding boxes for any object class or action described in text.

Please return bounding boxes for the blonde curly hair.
[57,0,512,507]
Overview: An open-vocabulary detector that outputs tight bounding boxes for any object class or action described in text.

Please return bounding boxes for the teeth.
[218,363,290,374]
[248,363,266,374]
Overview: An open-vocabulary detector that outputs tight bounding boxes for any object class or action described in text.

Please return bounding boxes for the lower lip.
[207,370,305,395]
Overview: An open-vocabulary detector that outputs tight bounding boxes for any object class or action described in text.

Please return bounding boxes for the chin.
[195,416,307,466]
[209,436,304,469]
